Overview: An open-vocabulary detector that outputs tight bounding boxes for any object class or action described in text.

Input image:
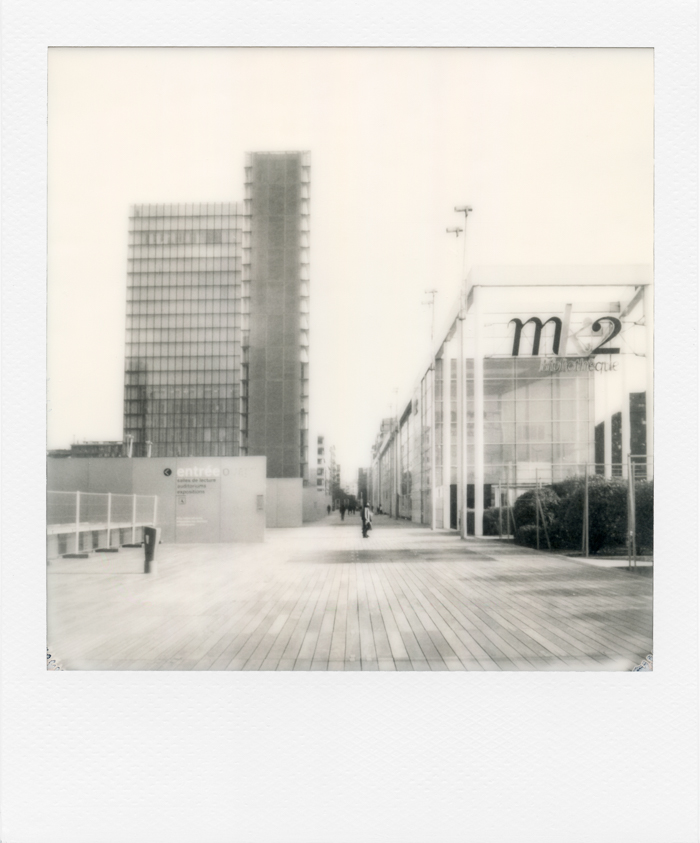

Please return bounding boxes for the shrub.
[551,476,583,500]
[559,475,628,554]
[515,524,542,549]
[635,480,654,551]
[513,487,561,530]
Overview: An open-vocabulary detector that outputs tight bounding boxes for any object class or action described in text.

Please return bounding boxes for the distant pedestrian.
[340,504,346,521]
[362,502,373,538]
[327,504,331,516]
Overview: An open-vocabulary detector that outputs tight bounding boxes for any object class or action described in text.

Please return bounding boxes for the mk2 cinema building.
[369,265,652,537]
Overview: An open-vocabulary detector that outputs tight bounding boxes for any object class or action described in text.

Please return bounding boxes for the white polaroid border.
[2,2,697,842]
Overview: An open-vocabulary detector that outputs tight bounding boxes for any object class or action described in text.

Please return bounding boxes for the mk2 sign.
[509,304,622,357]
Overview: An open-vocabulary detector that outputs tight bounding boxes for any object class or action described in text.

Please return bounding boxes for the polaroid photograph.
[47,47,654,673]
[2,2,697,842]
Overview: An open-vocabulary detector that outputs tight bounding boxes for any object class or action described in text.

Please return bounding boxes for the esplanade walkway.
[48,512,652,671]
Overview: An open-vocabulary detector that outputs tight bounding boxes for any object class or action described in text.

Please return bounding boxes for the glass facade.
[124,203,243,457]
[467,358,594,485]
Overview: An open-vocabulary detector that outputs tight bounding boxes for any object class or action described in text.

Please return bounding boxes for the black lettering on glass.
[590,317,622,354]
[510,317,562,356]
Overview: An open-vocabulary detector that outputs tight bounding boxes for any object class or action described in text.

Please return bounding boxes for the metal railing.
[47,491,158,554]
[482,456,653,570]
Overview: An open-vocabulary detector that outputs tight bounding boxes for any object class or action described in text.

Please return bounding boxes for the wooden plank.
[328,564,350,663]
[344,562,361,664]
[263,567,328,667]
[278,566,331,665]
[311,562,344,668]
[376,560,428,663]
[389,563,495,667]
[365,563,409,661]
[355,562,378,664]
[362,561,393,660]
[296,565,336,664]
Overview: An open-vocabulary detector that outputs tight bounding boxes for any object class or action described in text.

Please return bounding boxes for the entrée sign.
[176,465,220,497]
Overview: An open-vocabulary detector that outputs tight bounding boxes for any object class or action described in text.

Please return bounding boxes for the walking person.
[327,504,331,516]
[362,501,373,538]
[340,503,346,521]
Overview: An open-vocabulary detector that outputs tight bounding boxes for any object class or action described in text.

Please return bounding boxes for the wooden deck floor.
[47,513,653,671]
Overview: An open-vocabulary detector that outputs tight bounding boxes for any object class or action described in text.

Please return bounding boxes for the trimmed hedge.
[558,476,628,553]
[515,524,545,549]
[507,475,653,555]
[513,487,560,530]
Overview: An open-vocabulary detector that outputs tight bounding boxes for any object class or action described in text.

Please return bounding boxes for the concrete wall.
[47,456,267,543]
[265,478,303,527]
[303,486,331,522]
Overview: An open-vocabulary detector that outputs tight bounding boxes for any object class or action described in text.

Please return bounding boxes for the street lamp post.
[448,207,473,540]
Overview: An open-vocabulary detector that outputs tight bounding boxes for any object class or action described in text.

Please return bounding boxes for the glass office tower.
[124,203,244,457]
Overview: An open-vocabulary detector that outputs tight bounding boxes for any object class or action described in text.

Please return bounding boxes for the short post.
[497,483,502,538]
[536,487,552,551]
[535,471,540,550]
[131,494,137,544]
[106,492,112,548]
[75,490,81,553]
[583,464,589,558]
[628,453,637,570]
[506,463,515,540]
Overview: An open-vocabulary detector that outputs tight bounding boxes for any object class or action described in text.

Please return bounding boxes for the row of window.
[129,219,241,233]
[126,314,240,329]
[130,230,241,246]
[125,370,239,386]
[127,328,239,342]
[127,300,239,315]
[124,386,240,400]
[128,274,242,290]
[129,256,240,271]
[135,444,242,458]
[126,344,240,359]
[131,204,238,216]
[125,325,303,344]
[125,397,239,412]
[124,423,240,440]
[126,341,237,354]
[124,413,241,439]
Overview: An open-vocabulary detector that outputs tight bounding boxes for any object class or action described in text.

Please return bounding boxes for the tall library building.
[124,151,311,477]
[48,151,333,546]
[368,266,653,536]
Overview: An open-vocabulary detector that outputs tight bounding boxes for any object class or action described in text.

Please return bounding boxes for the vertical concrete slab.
[266,478,303,527]
[266,480,278,527]
[302,485,331,522]
[220,457,266,542]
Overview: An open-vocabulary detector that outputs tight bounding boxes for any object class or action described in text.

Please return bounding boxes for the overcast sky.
[47,47,653,483]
